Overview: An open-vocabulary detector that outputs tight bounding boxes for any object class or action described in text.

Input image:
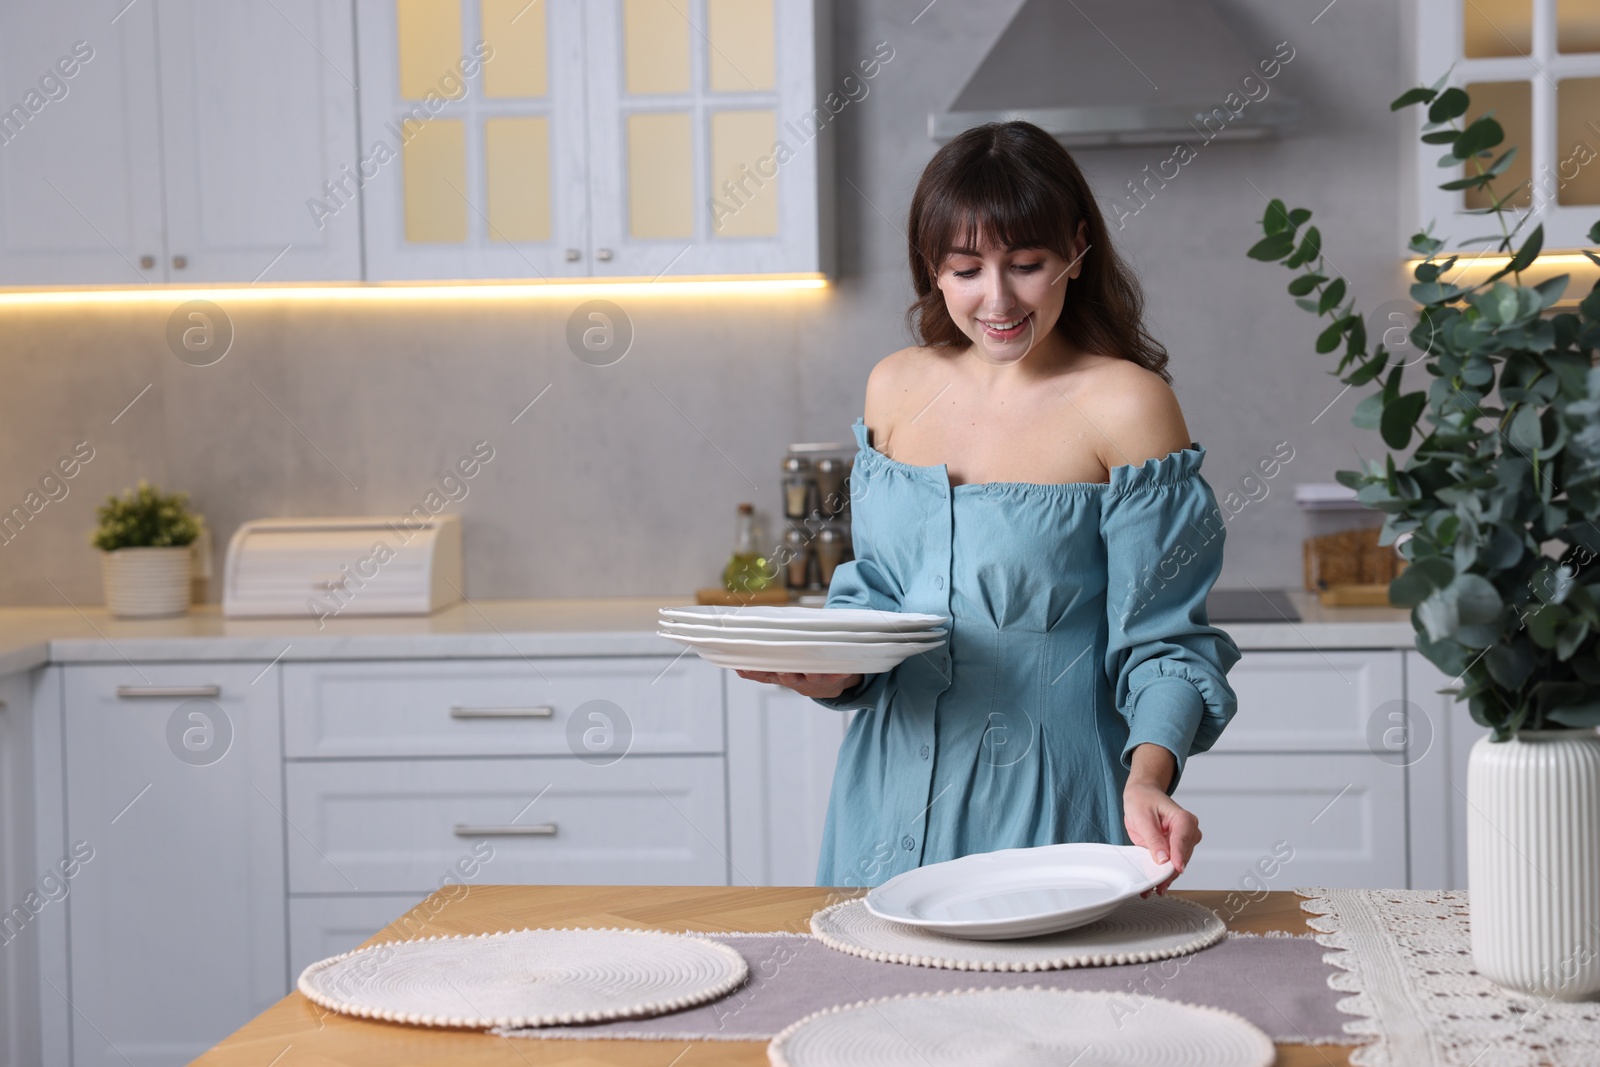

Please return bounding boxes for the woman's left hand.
[1123,783,1200,895]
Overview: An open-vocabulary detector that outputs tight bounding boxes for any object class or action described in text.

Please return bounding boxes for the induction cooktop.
[1205,588,1301,623]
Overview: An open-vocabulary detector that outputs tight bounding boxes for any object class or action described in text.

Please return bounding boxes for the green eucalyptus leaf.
[1248,232,1296,261]
[1453,573,1504,624]
[1263,199,1289,235]
[1382,391,1429,449]
[1287,273,1325,296]
[1350,391,1388,428]
[1485,641,1537,690]
[1556,618,1591,660]
[1452,116,1504,159]
[1391,556,1455,607]
[1428,87,1470,122]
[1547,702,1600,727]
[1318,277,1348,314]
[1507,405,1545,451]
[1393,85,1438,110]
[1412,280,1464,305]
[1316,315,1350,353]
[1287,208,1312,227]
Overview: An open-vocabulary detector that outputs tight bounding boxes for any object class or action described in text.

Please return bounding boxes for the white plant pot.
[1467,727,1600,999]
[101,546,192,619]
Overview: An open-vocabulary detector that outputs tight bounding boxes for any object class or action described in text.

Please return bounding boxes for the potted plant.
[1246,78,1600,999]
[93,481,205,619]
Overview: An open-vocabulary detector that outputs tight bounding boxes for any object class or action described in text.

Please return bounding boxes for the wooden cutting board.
[694,585,792,606]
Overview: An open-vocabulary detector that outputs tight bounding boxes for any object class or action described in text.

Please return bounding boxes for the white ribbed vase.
[100,546,191,619]
[1467,728,1600,999]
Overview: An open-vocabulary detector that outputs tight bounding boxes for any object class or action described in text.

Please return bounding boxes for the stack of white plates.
[657,606,948,674]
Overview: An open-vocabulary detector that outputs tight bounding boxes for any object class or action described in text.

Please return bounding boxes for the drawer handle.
[454,823,557,837]
[116,685,222,699]
[450,706,554,719]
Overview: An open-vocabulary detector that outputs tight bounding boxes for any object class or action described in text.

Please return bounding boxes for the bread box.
[222,515,462,620]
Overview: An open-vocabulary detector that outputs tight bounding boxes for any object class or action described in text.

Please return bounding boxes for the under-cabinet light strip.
[0,274,829,307]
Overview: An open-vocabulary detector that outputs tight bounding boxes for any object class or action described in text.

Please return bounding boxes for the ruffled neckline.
[849,417,1206,496]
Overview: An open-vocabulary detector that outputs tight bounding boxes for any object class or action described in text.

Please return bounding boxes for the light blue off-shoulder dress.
[812,417,1242,887]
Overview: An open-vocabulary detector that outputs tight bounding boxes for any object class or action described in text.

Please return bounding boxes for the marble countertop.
[0,590,1417,677]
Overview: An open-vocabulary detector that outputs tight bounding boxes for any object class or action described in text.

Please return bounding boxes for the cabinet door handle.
[139,254,155,269]
[596,248,613,262]
[172,255,188,269]
[454,823,557,837]
[449,706,554,719]
[116,685,221,699]
[564,248,580,262]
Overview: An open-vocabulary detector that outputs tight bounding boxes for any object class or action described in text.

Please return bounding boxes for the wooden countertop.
[193,885,1352,1066]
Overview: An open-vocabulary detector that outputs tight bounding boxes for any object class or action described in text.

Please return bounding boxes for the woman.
[737,120,1241,892]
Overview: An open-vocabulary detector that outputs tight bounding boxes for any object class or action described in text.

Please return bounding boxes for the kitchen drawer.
[1174,753,1408,890]
[283,656,723,758]
[285,756,729,892]
[1209,650,1405,753]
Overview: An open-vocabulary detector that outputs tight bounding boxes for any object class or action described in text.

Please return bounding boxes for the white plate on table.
[659,632,943,675]
[661,621,948,644]
[659,606,948,633]
[865,843,1173,940]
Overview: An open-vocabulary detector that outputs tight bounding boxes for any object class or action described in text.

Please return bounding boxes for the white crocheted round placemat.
[297,926,748,1029]
[810,895,1225,970]
[769,987,1275,1067]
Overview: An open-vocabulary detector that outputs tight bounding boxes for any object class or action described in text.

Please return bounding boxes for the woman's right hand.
[733,671,863,699]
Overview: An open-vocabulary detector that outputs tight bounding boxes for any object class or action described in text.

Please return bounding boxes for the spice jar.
[782,527,812,589]
[815,457,848,518]
[816,527,846,586]
[782,456,813,519]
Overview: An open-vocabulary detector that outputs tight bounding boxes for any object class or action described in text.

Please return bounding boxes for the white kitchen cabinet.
[355,0,591,279]
[1404,649,1488,890]
[1176,753,1409,891]
[0,0,359,285]
[1408,0,1600,252]
[726,676,849,886]
[0,670,52,1067]
[583,0,832,278]
[1211,649,1405,753]
[62,664,285,1067]
[155,0,362,281]
[286,755,729,891]
[356,0,833,280]
[288,895,422,981]
[0,2,164,285]
[283,655,724,758]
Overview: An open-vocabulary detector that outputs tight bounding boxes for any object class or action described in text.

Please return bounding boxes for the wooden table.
[194,886,1352,1066]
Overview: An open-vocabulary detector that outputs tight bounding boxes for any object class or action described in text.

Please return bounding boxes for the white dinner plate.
[864,843,1174,940]
[660,620,947,643]
[658,632,943,675]
[658,606,948,633]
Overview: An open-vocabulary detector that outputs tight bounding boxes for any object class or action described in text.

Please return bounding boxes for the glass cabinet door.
[357,0,590,279]
[583,0,827,278]
[1413,0,1600,251]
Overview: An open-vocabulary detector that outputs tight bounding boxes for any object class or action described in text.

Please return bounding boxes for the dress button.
[934,575,944,589]
[901,835,916,851]
[920,744,930,759]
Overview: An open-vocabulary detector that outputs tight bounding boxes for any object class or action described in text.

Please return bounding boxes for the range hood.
[930,0,1299,147]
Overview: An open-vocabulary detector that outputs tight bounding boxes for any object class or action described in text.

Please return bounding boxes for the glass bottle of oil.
[723,503,774,592]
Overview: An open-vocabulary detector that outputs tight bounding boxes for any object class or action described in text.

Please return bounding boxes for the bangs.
[917,157,1074,266]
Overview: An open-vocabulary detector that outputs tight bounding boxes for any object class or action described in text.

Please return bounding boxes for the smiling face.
[935,220,1087,365]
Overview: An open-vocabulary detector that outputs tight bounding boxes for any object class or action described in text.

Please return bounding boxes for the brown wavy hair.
[905,121,1170,384]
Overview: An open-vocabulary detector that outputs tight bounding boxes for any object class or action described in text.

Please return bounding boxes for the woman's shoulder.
[863,345,944,426]
[1074,357,1193,470]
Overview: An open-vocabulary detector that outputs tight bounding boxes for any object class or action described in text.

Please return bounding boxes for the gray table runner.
[497,930,1349,1044]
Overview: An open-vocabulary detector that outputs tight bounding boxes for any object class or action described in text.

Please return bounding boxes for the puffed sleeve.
[809,555,902,712]
[1100,446,1241,790]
